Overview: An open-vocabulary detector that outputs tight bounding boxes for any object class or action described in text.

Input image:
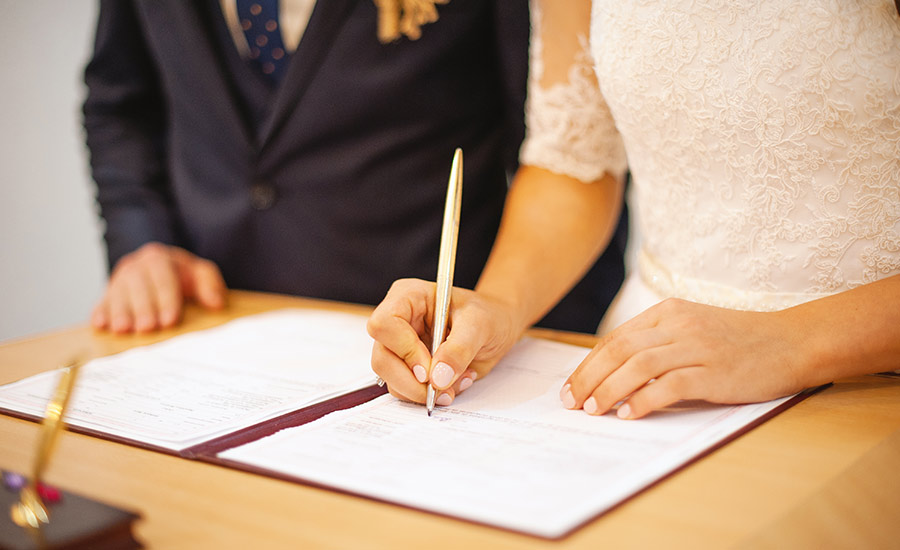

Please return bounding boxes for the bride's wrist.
[474,286,534,338]
[773,307,840,390]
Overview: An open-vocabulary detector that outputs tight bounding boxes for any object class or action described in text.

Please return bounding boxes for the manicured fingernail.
[436,393,452,406]
[559,383,570,401]
[459,377,473,391]
[469,371,478,381]
[431,362,454,388]
[617,403,632,419]
[562,388,576,409]
[584,397,598,415]
[413,364,427,383]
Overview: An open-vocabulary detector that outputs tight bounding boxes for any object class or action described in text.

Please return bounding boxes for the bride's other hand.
[560,298,810,419]
[562,274,900,419]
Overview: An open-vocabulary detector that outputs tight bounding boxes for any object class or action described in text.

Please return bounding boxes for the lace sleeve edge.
[520,137,628,183]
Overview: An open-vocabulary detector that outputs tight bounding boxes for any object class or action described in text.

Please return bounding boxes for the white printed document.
[0,310,377,452]
[220,338,797,538]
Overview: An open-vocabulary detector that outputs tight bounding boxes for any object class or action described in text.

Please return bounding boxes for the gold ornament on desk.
[9,359,81,544]
[3,356,143,549]
[373,0,449,43]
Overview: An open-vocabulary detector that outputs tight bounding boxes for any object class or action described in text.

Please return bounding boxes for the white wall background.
[0,3,106,342]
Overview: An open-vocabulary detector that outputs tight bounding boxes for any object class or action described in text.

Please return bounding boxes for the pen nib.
[425,384,436,417]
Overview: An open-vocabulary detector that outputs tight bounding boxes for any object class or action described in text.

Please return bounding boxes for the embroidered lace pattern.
[519,1,627,183]
[582,0,900,306]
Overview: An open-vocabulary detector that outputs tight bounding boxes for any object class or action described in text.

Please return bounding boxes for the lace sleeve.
[519,0,627,183]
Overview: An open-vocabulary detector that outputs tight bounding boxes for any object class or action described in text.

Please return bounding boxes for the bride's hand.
[367,279,523,407]
[560,298,809,419]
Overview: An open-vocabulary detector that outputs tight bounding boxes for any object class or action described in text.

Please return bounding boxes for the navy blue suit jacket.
[83,0,626,332]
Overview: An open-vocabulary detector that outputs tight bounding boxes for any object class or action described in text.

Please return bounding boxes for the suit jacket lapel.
[165,1,255,151]
[258,0,358,150]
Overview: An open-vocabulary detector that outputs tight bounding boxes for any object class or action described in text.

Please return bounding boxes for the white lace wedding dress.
[521,0,900,333]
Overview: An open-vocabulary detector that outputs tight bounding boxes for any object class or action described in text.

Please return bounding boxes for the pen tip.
[427,409,433,417]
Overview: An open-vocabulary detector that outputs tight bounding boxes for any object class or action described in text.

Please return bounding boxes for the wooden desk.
[1,291,898,549]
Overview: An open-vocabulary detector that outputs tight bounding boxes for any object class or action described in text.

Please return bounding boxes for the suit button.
[250,181,277,210]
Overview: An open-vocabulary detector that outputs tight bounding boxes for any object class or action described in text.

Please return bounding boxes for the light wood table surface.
[1,290,898,549]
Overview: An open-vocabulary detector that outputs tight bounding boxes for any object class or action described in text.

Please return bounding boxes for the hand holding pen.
[367,149,522,411]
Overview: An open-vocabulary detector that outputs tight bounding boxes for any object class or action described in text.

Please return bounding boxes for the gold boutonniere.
[373,0,450,43]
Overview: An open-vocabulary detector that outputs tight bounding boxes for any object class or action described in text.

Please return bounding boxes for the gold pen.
[10,358,82,532]
[426,148,463,416]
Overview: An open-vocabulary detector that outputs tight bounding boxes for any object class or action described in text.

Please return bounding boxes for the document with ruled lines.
[220,337,797,538]
[0,310,378,452]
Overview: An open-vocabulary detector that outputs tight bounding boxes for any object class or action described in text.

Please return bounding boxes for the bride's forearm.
[475,165,623,334]
[781,274,900,386]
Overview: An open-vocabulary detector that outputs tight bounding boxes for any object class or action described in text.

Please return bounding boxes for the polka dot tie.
[236,0,289,85]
